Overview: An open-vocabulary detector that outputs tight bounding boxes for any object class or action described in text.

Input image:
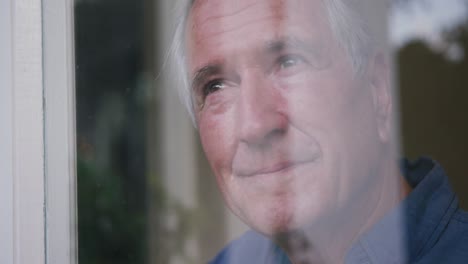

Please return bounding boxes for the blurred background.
[74,0,468,263]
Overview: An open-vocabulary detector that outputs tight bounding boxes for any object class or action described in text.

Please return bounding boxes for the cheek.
[284,68,371,129]
[198,111,236,177]
[283,76,344,132]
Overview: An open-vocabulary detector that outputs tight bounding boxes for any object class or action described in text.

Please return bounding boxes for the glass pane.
[392,0,468,208]
[74,0,468,263]
[74,0,246,263]
[75,1,149,263]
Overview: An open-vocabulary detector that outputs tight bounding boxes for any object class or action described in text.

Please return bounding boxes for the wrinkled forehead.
[190,0,287,23]
[186,0,328,43]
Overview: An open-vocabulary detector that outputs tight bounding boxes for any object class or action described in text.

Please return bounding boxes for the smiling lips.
[233,153,320,177]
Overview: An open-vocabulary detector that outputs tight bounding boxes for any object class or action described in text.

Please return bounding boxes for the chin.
[248,198,335,239]
[240,196,300,237]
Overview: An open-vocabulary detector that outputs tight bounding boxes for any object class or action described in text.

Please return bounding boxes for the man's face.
[186,0,387,235]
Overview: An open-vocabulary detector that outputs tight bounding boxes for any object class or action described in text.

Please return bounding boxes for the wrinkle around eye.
[274,52,334,79]
[274,54,309,77]
[203,79,226,98]
[197,78,239,111]
[279,55,306,69]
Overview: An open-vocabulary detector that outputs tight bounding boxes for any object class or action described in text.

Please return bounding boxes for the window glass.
[393,0,468,208]
[74,0,468,263]
[75,0,149,263]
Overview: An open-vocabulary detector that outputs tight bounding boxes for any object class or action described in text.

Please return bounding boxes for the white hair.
[167,0,387,126]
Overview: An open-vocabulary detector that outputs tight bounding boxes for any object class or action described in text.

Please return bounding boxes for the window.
[2,0,467,263]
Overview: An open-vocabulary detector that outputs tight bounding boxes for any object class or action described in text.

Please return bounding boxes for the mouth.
[234,158,317,178]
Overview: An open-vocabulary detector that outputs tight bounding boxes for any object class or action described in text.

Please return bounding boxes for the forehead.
[189,0,288,32]
[186,0,332,69]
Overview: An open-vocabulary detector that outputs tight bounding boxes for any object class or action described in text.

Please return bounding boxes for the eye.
[203,79,225,98]
[278,54,305,70]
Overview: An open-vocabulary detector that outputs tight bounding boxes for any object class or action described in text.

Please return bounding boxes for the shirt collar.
[346,157,459,263]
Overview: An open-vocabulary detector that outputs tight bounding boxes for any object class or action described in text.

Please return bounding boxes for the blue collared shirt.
[210,158,468,263]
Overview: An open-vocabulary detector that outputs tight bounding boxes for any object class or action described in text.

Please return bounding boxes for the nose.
[237,70,288,147]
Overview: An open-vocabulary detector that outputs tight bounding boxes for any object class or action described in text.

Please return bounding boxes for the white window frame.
[42,0,77,263]
[0,0,76,264]
[0,0,14,262]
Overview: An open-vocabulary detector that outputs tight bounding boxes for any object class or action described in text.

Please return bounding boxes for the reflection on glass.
[74,0,468,263]
[393,0,468,209]
[75,0,238,263]
[75,0,148,263]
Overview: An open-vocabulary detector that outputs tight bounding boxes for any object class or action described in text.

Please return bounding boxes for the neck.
[275,160,411,264]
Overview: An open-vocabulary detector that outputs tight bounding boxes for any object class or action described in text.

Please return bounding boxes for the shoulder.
[445,207,468,245]
[416,208,468,263]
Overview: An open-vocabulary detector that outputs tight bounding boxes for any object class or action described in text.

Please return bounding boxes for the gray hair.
[168,0,387,126]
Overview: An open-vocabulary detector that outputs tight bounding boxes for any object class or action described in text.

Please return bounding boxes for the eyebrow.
[265,36,317,55]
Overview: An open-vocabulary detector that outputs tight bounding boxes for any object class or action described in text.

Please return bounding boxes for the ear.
[369,52,392,143]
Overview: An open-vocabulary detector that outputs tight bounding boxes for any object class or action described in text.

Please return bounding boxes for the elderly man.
[171,0,468,263]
